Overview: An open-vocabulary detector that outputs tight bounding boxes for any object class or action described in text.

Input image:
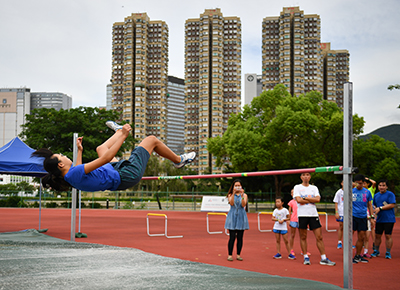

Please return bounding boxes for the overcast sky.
[1,0,399,134]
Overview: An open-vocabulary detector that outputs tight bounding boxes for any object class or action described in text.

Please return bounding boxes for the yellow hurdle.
[257,212,273,232]
[206,212,229,235]
[146,213,183,238]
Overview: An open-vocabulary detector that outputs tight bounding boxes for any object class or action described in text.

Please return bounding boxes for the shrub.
[45,202,58,208]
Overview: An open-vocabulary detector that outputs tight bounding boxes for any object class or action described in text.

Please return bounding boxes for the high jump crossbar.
[141,166,342,181]
[146,213,183,239]
[206,212,229,235]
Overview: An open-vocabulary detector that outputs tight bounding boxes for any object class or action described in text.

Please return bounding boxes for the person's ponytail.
[32,148,71,191]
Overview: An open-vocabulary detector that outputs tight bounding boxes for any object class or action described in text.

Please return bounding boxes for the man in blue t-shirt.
[352,174,374,264]
[371,179,397,259]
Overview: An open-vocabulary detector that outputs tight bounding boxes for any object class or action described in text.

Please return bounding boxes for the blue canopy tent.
[0,137,48,231]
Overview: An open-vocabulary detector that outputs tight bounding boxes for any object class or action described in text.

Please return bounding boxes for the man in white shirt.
[293,172,335,266]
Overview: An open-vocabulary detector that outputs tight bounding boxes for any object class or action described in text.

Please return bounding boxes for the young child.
[272,197,295,259]
[32,121,196,192]
[333,180,344,249]
[288,189,299,258]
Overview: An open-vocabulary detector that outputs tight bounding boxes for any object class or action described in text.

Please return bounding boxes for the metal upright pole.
[38,180,42,230]
[78,190,82,233]
[343,82,353,289]
[70,133,78,242]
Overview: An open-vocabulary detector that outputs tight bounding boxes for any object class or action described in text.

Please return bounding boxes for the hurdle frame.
[206,212,229,235]
[317,211,337,232]
[146,213,183,238]
[257,212,273,232]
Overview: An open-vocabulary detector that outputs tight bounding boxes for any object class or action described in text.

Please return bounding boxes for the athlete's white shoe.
[174,152,196,168]
[106,121,123,132]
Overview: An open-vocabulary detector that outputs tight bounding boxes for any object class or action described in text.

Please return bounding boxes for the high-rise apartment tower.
[185,8,241,174]
[111,13,169,141]
[261,7,349,106]
[321,43,350,108]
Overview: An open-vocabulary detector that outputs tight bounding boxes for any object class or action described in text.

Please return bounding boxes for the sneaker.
[352,245,356,249]
[106,121,123,132]
[353,257,359,264]
[288,253,296,260]
[303,257,311,265]
[370,250,380,257]
[363,253,371,259]
[227,256,233,261]
[385,252,391,259]
[358,255,369,263]
[290,249,295,256]
[236,256,243,261]
[174,152,196,168]
[273,253,282,259]
[320,258,336,266]
[337,243,343,249]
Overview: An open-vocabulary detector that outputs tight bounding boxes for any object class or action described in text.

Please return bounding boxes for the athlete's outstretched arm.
[84,124,131,174]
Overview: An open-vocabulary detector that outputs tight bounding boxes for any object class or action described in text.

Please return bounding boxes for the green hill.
[359,124,400,148]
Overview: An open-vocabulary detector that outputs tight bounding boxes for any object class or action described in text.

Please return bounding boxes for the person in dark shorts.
[32,121,196,192]
[371,179,397,259]
[352,174,374,264]
[293,173,335,266]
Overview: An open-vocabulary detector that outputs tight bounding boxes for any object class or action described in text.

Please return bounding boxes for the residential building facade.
[185,8,241,174]
[321,42,350,108]
[111,13,169,142]
[261,6,349,106]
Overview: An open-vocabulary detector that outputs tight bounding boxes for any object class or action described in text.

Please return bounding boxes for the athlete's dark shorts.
[298,216,321,230]
[375,222,395,235]
[353,216,368,232]
[111,146,150,190]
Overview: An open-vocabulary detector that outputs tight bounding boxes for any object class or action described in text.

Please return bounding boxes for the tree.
[388,84,400,91]
[354,135,400,192]
[387,84,400,108]
[374,158,400,192]
[208,84,364,195]
[0,183,18,196]
[19,107,135,163]
[16,181,35,195]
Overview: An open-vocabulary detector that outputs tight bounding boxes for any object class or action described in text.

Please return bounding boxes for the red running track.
[1,208,399,290]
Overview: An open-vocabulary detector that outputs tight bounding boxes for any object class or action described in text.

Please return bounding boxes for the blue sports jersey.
[352,187,372,218]
[64,163,121,192]
[373,190,397,223]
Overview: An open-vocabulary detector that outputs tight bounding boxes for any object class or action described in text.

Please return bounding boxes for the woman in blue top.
[32,121,196,192]
[224,179,249,261]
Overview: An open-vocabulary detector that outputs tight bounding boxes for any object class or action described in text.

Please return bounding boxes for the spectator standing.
[333,181,344,249]
[225,179,249,261]
[272,197,295,260]
[372,179,396,259]
[352,174,374,264]
[293,173,335,266]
